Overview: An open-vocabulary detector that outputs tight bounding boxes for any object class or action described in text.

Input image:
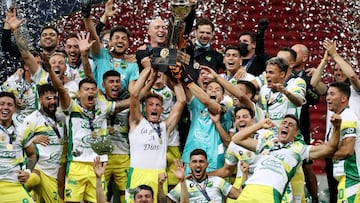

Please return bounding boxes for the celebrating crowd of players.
[0,0,359,203]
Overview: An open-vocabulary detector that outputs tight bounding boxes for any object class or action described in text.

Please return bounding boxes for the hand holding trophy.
[151,0,192,74]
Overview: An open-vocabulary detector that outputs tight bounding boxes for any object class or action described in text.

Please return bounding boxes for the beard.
[110,47,126,57]
[43,103,57,115]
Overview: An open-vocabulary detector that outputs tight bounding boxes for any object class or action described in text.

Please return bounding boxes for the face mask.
[238,43,250,57]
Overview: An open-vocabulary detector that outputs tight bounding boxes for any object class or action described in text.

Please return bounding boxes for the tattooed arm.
[24,143,38,171]
[6,8,40,76]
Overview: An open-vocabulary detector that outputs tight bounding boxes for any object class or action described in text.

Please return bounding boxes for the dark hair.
[329,81,351,99]
[190,148,207,160]
[103,70,121,81]
[283,114,300,130]
[279,47,297,63]
[234,105,255,118]
[64,32,78,41]
[266,57,288,73]
[207,80,224,95]
[79,77,97,89]
[134,185,154,198]
[41,25,59,36]
[238,31,256,43]
[143,92,163,104]
[110,26,131,40]
[0,91,16,105]
[38,84,57,97]
[237,80,257,101]
[195,18,215,32]
[224,46,240,55]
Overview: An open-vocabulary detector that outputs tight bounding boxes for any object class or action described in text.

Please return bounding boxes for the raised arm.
[310,49,329,95]
[45,54,71,109]
[232,118,273,152]
[173,159,189,203]
[210,112,231,147]
[207,162,236,178]
[76,32,96,80]
[272,82,305,107]
[309,113,341,160]
[82,2,101,56]
[93,157,107,203]
[188,82,221,114]
[165,79,186,135]
[6,9,39,75]
[129,58,152,130]
[255,18,269,55]
[205,66,254,111]
[96,0,116,36]
[324,40,360,90]
[2,19,21,57]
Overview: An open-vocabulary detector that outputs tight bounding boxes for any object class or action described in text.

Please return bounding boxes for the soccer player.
[18,84,67,202]
[233,114,342,202]
[0,91,37,202]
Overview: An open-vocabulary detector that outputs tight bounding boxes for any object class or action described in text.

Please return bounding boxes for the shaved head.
[291,44,309,70]
[148,17,168,47]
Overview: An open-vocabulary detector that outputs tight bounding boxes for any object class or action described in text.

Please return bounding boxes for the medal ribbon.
[193,177,211,201]
[0,124,15,145]
[149,122,162,144]
[39,110,61,139]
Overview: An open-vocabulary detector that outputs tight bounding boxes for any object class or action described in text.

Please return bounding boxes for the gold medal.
[193,62,200,69]
[0,136,5,142]
[91,131,97,138]
[6,143,13,151]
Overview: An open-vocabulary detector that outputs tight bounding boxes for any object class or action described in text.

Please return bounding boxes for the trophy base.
[151,47,178,72]
[151,47,190,73]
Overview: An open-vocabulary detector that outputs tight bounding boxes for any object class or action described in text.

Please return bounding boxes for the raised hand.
[322,40,337,57]
[76,32,96,53]
[171,159,186,182]
[141,56,152,69]
[93,156,106,178]
[200,65,216,79]
[158,172,167,186]
[104,0,116,18]
[5,8,25,30]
